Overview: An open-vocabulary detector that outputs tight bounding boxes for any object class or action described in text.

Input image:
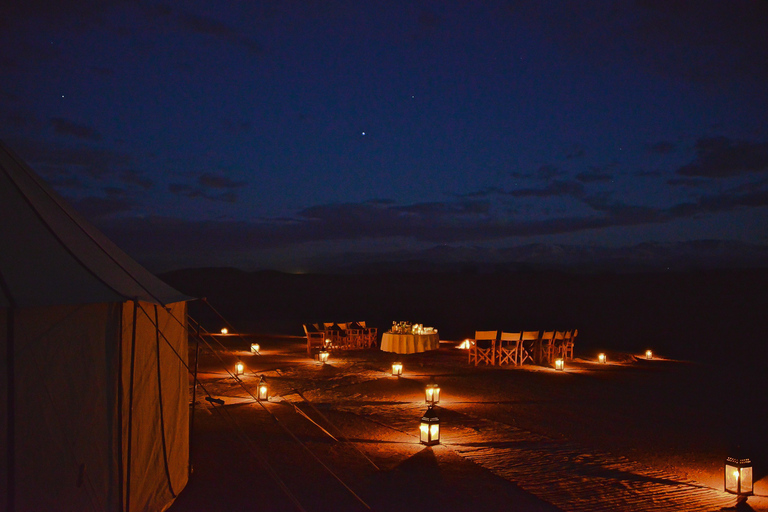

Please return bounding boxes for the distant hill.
[299,240,768,274]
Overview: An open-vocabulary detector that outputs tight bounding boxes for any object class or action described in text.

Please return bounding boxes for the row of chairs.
[469,330,577,367]
[303,322,378,355]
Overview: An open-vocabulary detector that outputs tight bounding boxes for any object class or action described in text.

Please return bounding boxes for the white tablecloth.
[380,332,440,354]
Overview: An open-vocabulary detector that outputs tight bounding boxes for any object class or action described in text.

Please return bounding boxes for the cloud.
[119,170,153,189]
[168,171,246,202]
[71,195,135,220]
[508,180,585,198]
[575,169,612,183]
[9,139,133,179]
[199,173,247,189]
[648,141,676,154]
[677,136,768,178]
[50,117,101,141]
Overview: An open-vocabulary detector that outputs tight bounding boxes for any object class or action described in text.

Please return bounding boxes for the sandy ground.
[168,336,767,512]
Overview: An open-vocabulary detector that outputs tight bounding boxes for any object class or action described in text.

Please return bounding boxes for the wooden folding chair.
[564,329,576,360]
[539,331,556,365]
[552,330,566,360]
[520,331,540,365]
[345,322,365,349]
[498,331,522,365]
[363,323,378,348]
[469,330,497,366]
[303,324,326,356]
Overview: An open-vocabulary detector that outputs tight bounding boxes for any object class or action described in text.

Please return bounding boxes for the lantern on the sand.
[391,362,403,376]
[598,353,606,364]
[221,327,229,334]
[257,375,269,401]
[420,406,440,446]
[425,381,441,405]
[724,450,753,497]
[555,358,564,371]
[645,350,653,359]
[234,360,244,375]
[250,343,260,354]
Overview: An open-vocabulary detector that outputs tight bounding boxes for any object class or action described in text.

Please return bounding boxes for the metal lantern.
[392,362,403,376]
[598,353,606,364]
[315,348,329,364]
[420,406,440,446]
[724,452,753,496]
[221,327,229,335]
[555,358,564,371]
[425,381,441,405]
[250,343,260,354]
[645,349,653,359]
[234,360,244,375]
[257,375,269,401]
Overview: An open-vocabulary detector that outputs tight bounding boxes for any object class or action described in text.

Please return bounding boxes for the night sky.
[2,1,767,272]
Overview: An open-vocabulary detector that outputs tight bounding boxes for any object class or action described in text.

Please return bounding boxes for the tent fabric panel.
[121,301,189,512]
[2,303,121,511]
[0,141,190,308]
[0,162,127,308]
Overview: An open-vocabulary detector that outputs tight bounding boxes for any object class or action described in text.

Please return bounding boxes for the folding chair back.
[470,330,498,366]
[520,331,540,365]
[498,331,522,365]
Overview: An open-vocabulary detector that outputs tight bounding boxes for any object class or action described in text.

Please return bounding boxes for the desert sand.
[167,333,767,512]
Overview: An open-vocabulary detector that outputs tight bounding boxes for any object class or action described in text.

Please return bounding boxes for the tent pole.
[125,300,139,512]
[6,307,15,512]
[189,301,202,476]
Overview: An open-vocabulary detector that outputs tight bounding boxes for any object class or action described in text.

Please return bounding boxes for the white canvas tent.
[0,140,191,512]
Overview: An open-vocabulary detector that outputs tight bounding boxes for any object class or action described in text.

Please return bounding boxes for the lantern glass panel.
[258,385,268,400]
[555,359,564,370]
[235,362,244,375]
[741,467,753,491]
[646,350,653,359]
[420,423,429,443]
[598,353,606,363]
[251,343,260,353]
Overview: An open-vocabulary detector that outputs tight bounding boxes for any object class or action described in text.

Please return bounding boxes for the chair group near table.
[303,322,378,355]
[468,329,577,367]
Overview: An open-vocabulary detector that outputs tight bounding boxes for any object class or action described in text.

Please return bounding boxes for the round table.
[380,332,439,354]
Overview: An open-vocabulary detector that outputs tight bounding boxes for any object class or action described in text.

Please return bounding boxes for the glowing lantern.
[555,358,564,371]
[425,381,441,405]
[598,353,606,364]
[257,375,269,401]
[420,406,440,446]
[458,339,471,350]
[315,348,329,364]
[250,343,260,354]
[724,451,753,496]
[221,327,229,334]
[645,350,653,359]
[392,362,403,376]
[234,360,244,375]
